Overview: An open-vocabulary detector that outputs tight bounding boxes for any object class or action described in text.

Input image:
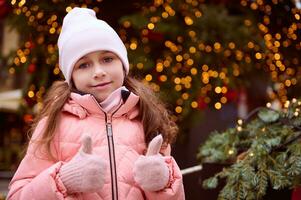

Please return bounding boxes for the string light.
[7,0,301,122]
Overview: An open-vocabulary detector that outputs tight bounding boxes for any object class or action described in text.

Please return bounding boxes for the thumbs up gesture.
[133,135,170,192]
[59,135,107,194]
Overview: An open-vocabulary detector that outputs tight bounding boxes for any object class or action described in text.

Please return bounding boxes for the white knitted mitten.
[59,135,107,194]
[133,135,170,192]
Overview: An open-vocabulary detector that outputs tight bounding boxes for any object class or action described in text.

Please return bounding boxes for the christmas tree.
[198,99,301,199]
[196,1,301,199]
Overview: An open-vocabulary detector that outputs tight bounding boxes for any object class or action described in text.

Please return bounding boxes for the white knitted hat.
[58,7,129,84]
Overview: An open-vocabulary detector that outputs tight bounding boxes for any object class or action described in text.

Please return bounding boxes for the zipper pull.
[105,113,113,137]
[106,123,113,136]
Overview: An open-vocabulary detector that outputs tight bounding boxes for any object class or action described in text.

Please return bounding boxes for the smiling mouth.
[92,82,111,87]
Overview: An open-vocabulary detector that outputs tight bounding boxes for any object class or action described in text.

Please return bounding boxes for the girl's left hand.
[133,135,170,192]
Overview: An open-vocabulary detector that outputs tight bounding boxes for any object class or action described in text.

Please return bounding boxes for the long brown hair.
[30,76,178,160]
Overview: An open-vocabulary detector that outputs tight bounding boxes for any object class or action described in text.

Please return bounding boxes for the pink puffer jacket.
[7,91,185,200]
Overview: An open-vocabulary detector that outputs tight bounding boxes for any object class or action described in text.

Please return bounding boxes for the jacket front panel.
[7,92,185,200]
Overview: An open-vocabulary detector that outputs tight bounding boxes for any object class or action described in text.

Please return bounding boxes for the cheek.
[111,65,125,84]
[116,71,125,86]
[72,72,86,88]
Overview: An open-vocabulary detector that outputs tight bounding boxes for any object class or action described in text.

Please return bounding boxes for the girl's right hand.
[59,135,107,194]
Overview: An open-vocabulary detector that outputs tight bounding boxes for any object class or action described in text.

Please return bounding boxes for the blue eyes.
[77,56,114,69]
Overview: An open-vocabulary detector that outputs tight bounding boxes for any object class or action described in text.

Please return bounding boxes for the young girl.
[7,7,185,200]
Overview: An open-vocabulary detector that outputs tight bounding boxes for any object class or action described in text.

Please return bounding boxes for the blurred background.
[0,0,300,199]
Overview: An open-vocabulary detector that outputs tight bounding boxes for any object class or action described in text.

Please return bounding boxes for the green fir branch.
[198,99,301,199]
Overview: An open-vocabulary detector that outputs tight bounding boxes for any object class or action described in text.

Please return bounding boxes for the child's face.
[72,50,124,102]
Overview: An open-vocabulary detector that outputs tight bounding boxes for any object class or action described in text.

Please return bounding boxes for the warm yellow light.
[189,46,196,53]
[202,64,209,71]
[276,60,282,67]
[274,53,281,60]
[212,71,218,78]
[137,63,144,69]
[130,43,137,50]
[191,101,198,108]
[145,74,152,81]
[233,69,240,76]
[228,149,234,155]
[165,41,172,47]
[174,77,181,84]
[20,56,27,63]
[247,41,254,48]
[177,99,183,105]
[162,12,169,18]
[215,87,222,94]
[175,106,183,113]
[123,21,131,28]
[228,42,235,49]
[195,11,202,17]
[244,19,252,26]
[175,85,182,91]
[184,16,193,25]
[147,23,155,30]
[255,52,262,59]
[221,86,228,93]
[18,0,26,7]
[284,100,290,108]
[28,91,34,98]
[205,45,212,52]
[9,67,15,74]
[219,72,226,79]
[49,27,56,34]
[190,68,197,75]
[202,78,209,84]
[66,6,72,12]
[220,97,227,104]
[187,59,194,66]
[159,75,167,82]
[215,102,222,109]
[53,67,60,75]
[188,31,196,37]
[156,63,163,72]
[285,80,291,87]
[14,57,20,65]
[275,33,281,40]
[182,93,189,100]
[176,55,183,62]
[214,42,221,50]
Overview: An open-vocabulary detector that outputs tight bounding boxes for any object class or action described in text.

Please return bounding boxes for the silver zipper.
[91,96,121,200]
[106,114,118,200]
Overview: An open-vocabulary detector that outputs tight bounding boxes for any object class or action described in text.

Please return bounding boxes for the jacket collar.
[62,91,140,119]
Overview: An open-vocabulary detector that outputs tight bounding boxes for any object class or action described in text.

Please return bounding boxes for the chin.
[95,95,107,102]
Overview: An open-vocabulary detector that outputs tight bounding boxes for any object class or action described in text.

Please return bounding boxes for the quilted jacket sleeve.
[7,118,72,200]
[144,156,185,200]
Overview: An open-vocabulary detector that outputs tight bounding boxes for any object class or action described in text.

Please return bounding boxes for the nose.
[93,64,106,78]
